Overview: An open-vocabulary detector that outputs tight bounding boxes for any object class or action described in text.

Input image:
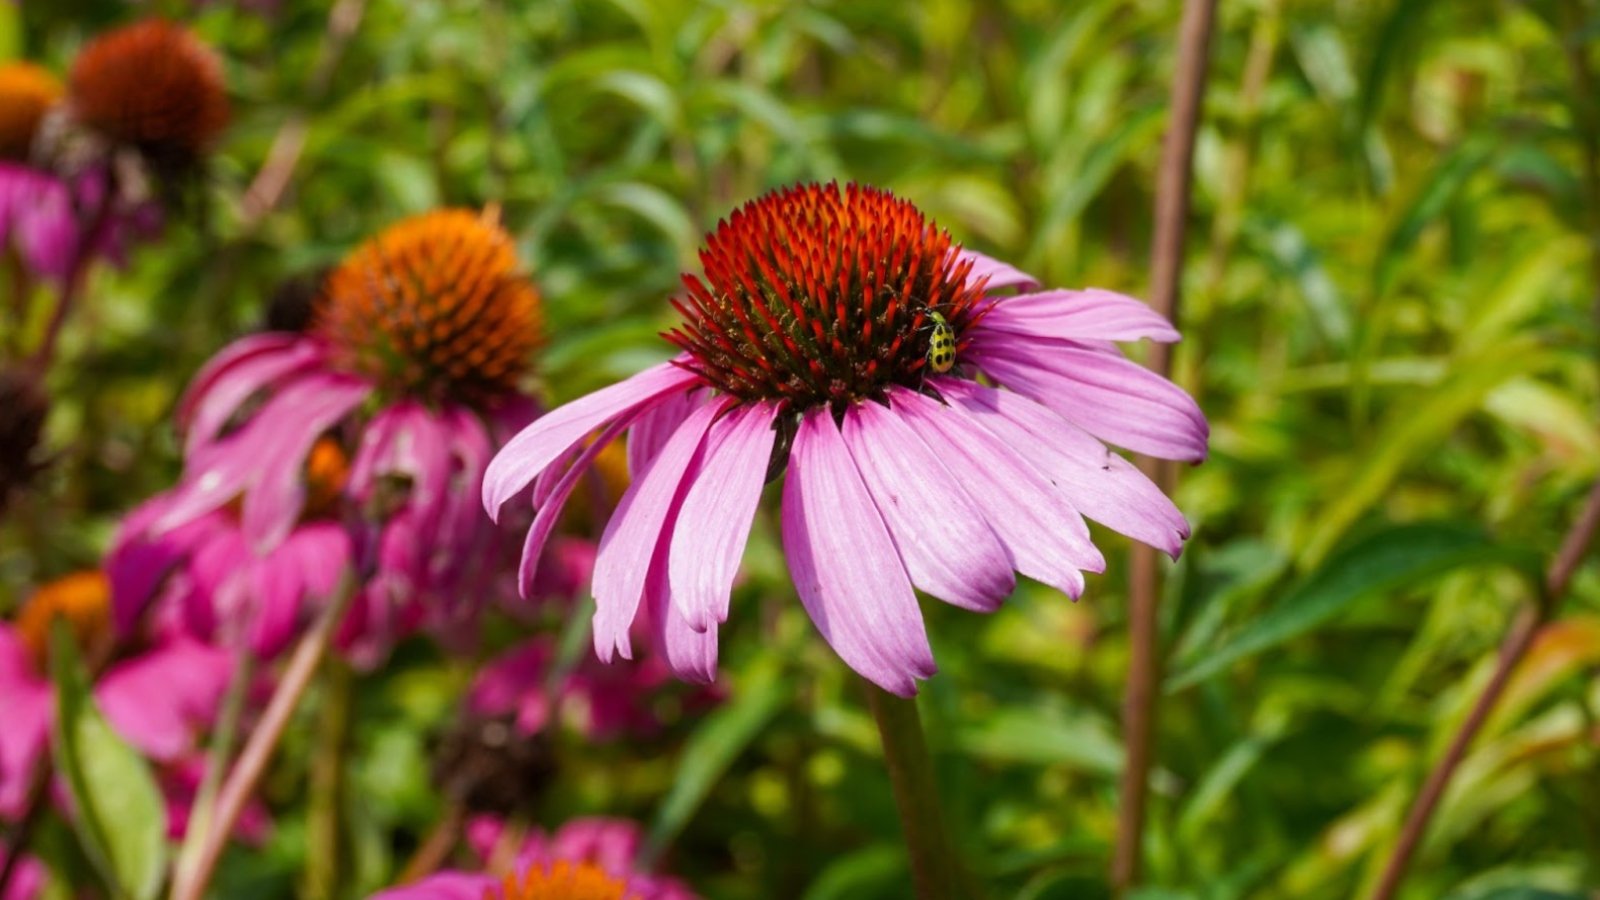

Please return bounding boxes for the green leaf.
[801,845,904,899]
[956,706,1122,775]
[1167,522,1534,691]
[49,623,168,900]
[643,660,788,861]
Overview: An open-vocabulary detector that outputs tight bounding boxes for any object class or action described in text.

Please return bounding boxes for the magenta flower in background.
[369,816,697,900]
[485,182,1206,696]
[0,841,42,900]
[111,209,544,665]
[0,573,232,819]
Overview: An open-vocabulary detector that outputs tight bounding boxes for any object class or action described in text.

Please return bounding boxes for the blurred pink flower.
[0,841,43,900]
[369,817,696,900]
[0,574,232,819]
[111,210,543,665]
[468,630,721,741]
[0,162,159,283]
[485,182,1206,696]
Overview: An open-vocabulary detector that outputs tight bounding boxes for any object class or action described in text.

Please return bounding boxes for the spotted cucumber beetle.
[923,310,956,374]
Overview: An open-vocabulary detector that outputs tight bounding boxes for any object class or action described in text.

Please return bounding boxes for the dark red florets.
[666,182,989,411]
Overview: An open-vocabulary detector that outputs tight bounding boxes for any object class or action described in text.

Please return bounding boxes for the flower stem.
[170,572,356,900]
[28,174,117,377]
[1115,0,1218,892]
[172,652,255,888]
[861,679,964,899]
[1371,479,1600,900]
[304,659,352,900]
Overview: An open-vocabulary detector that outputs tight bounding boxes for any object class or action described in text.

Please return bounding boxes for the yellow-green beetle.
[925,310,956,373]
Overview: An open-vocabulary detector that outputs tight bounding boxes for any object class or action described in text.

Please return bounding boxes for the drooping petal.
[95,638,233,761]
[366,873,495,900]
[248,523,351,657]
[976,288,1180,344]
[646,545,719,684]
[781,409,934,696]
[957,248,1039,293]
[891,387,1104,596]
[237,374,371,551]
[942,379,1190,557]
[628,387,705,479]
[842,399,1014,611]
[516,416,635,598]
[0,628,51,819]
[484,362,700,518]
[967,332,1208,462]
[180,336,329,457]
[667,402,777,631]
[592,403,719,662]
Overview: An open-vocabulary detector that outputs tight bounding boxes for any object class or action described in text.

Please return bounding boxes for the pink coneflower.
[0,573,232,818]
[485,182,1206,696]
[467,629,722,742]
[0,62,152,284]
[114,209,542,663]
[369,817,696,900]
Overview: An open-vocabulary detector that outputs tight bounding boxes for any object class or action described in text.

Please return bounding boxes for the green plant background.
[3,0,1599,897]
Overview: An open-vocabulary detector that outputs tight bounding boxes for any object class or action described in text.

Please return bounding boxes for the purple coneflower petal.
[892,387,1104,596]
[942,380,1190,557]
[977,288,1181,344]
[349,402,452,525]
[249,523,350,656]
[781,409,935,696]
[238,374,371,551]
[646,548,719,684]
[666,402,777,632]
[516,416,636,597]
[628,387,705,479]
[484,362,699,518]
[592,403,720,662]
[180,336,327,457]
[842,399,1015,611]
[957,248,1038,293]
[367,873,493,900]
[967,333,1208,462]
[95,638,232,761]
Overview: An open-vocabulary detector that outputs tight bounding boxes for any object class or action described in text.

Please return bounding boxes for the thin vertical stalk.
[1371,479,1600,900]
[862,679,962,900]
[172,653,256,886]
[305,659,352,900]
[171,574,357,900]
[1114,0,1218,892]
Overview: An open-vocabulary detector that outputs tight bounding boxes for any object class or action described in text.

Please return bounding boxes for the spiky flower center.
[313,209,542,405]
[69,20,229,162]
[666,182,987,411]
[490,861,631,900]
[0,63,62,161]
[15,571,111,674]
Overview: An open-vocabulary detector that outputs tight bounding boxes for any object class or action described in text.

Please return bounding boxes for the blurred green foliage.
[4,0,1600,898]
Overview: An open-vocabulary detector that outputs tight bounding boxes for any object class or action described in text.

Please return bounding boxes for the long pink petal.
[238,375,371,551]
[591,403,719,662]
[628,387,705,479]
[892,387,1104,597]
[516,415,636,598]
[646,541,720,684]
[977,288,1180,344]
[181,337,328,457]
[842,400,1015,611]
[484,362,700,518]
[957,248,1039,293]
[942,379,1190,557]
[781,409,934,696]
[967,333,1208,462]
[667,403,777,631]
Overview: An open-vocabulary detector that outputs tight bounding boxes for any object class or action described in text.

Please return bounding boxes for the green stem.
[173,652,255,887]
[305,659,352,900]
[862,679,963,900]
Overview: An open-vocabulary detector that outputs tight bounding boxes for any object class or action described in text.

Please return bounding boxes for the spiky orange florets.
[69,20,229,162]
[492,861,630,900]
[0,63,62,161]
[666,182,988,411]
[15,571,112,673]
[314,209,542,404]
